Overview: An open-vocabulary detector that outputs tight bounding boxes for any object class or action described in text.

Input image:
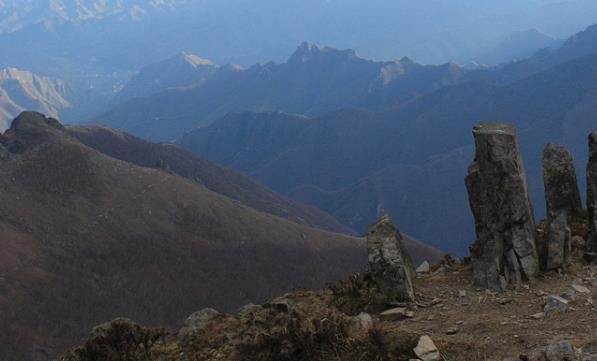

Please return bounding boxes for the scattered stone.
[526,340,577,361]
[458,290,467,298]
[178,308,220,342]
[456,320,464,325]
[348,312,374,334]
[380,307,414,321]
[588,132,597,252]
[571,284,591,294]
[367,216,416,302]
[536,290,548,297]
[446,327,459,335]
[561,288,577,301]
[530,312,546,319]
[416,261,431,274]
[465,122,539,291]
[542,143,581,270]
[413,335,440,361]
[544,295,569,313]
[498,298,513,305]
[430,298,442,305]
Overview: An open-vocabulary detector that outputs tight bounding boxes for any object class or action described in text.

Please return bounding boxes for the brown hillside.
[65,124,351,234]
[65,124,445,264]
[0,112,366,361]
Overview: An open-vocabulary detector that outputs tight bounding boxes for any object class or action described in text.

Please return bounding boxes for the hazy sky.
[2,0,597,71]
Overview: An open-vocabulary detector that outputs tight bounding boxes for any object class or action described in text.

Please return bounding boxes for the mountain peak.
[289,42,358,64]
[177,52,216,68]
[9,111,63,132]
[2,111,65,152]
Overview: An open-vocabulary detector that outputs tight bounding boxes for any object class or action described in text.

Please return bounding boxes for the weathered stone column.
[367,215,415,302]
[465,122,539,291]
[542,143,582,269]
[587,132,597,252]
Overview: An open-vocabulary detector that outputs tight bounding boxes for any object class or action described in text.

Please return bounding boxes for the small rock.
[380,307,414,321]
[456,320,464,325]
[416,261,431,274]
[458,290,467,298]
[536,290,548,297]
[413,335,440,361]
[498,298,513,305]
[530,312,546,319]
[526,340,577,361]
[571,284,591,294]
[349,312,374,334]
[446,327,459,335]
[544,295,569,313]
[561,288,576,301]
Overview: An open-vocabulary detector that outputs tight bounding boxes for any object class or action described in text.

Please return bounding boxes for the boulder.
[367,215,415,302]
[526,340,578,361]
[465,123,539,291]
[178,308,220,342]
[544,295,569,313]
[543,143,581,270]
[413,335,440,361]
[506,341,579,361]
[588,132,597,252]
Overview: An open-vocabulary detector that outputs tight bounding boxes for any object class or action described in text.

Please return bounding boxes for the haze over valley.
[1,1,597,360]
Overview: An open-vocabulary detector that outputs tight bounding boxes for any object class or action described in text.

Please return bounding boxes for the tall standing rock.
[587,132,597,252]
[542,143,582,269]
[465,122,539,291]
[367,216,415,302]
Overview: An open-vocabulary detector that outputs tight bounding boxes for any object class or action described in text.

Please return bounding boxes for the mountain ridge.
[0,111,368,361]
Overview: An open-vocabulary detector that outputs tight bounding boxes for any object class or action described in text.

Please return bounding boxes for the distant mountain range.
[0,111,444,361]
[178,24,597,254]
[471,28,562,66]
[97,42,464,140]
[0,67,70,129]
[112,52,218,104]
[0,0,179,34]
[2,0,597,74]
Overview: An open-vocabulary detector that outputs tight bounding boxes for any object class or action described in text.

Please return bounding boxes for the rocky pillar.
[465,122,539,291]
[587,132,597,252]
[367,215,415,302]
[542,143,582,269]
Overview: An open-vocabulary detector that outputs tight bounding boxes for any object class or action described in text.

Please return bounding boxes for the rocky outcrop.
[588,132,597,252]
[542,143,582,270]
[465,122,539,291]
[367,216,415,302]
